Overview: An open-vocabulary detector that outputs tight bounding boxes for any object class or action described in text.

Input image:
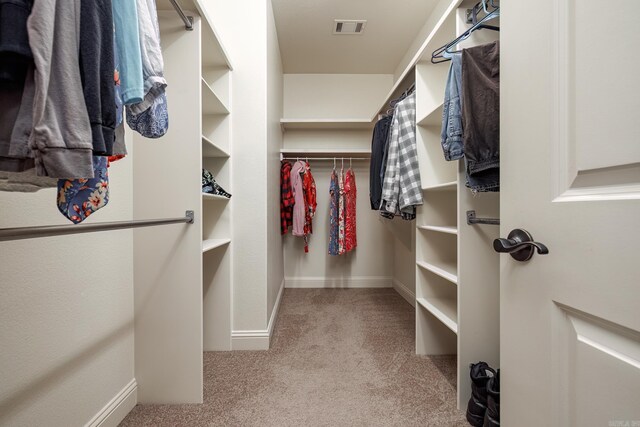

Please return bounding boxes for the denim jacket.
[440,53,464,161]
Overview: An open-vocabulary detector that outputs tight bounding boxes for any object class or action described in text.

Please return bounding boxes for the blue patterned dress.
[328,169,339,255]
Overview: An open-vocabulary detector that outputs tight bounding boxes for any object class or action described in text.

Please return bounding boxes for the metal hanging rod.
[467,210,500,226]
[281,157,370,161]
[0,211,194,242]
[168,0,194,31]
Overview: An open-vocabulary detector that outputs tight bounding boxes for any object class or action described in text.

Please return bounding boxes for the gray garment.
[128,0,166,115]
[461,40,500,175]
[0,169,56,192]
[441,53,464,161]
[27,0,94,178]
[112,123,128,156]
[380,92,423,214]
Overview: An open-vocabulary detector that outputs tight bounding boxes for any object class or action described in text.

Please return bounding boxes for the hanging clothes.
[57,156,109,224]
[337,167,346,254]
[380,92,423,220]
[369,115,392,210]
[290,160,306,237]
[26,0,95,179]
[280,161,294,235]
[328,167,339,256]
[344,168,357,252]
[441,52,464,161]
[301,161,316,253]
[79,0,117,156]
[461,40,500,192]
[111,0,144,105]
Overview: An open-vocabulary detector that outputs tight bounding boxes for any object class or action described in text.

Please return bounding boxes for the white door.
[501,0,640,426]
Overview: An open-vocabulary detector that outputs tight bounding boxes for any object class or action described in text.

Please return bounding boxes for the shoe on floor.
[483,369,500,427]
[466,361,496,427]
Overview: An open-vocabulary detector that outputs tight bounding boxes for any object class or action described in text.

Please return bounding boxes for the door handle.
[493,228,549,262]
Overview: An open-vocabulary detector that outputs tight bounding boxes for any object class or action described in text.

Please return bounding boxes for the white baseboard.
[85,379,137,427]
[285,276,393,288]
[231,278,285,351]
[393,279,416,307]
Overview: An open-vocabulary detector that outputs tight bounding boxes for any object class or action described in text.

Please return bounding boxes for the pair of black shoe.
[466,362,500,427]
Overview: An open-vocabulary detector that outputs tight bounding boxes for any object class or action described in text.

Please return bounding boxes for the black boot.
[466,362,496,427]
[483,369,500,427]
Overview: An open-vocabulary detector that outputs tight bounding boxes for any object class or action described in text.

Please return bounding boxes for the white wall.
[266,0,284,319]
[0,144,134,425]
[283,159,394,287]
[205,0,271,337]
[283,74,392,119]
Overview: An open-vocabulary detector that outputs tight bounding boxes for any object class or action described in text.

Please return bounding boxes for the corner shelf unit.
[413,3,500,411]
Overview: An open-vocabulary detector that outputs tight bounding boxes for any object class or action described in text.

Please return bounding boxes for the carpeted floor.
[120,288,466,426]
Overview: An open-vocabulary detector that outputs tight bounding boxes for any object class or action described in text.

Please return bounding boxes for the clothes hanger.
[431,6,499,63]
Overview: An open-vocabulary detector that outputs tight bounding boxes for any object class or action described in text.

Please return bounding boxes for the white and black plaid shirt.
[380,93,423,216]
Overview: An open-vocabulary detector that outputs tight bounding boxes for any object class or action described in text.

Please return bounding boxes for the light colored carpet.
[120,288,466,426]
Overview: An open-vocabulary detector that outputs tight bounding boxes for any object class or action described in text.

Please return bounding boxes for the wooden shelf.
[201,78,229,115]
[416,297,458,334]
[202,193,230,202]
[202,136,230,158]
[417,103,444,127]
[280,119,374,131]
[417,260,458,285]
[418,225,458,235]
[423,181,457,192]
[280,149,371,158]
[202,238,231,253]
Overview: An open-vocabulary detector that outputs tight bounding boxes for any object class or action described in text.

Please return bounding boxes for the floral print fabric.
[338,168,346,255]
[57,156,109,224]
[344,168,357,252]
[328,168,339,256]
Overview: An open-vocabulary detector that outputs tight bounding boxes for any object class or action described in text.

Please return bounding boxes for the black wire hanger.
[431,2,500,64]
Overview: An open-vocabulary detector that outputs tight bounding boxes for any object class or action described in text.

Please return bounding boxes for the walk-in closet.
[1,0,638,426]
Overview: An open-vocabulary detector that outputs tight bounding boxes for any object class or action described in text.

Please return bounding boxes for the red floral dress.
[344,168,357,252]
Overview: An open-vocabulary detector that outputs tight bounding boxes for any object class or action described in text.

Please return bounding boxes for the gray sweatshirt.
[27,0,94,178]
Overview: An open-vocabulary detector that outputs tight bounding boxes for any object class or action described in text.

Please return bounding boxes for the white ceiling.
[271,0,439,74]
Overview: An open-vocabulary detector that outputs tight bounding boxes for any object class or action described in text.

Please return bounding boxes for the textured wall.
[0,140,134,426]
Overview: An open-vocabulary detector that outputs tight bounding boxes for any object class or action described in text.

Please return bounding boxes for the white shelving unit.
[413,2,500,410]
[202,193,230,202]
[202,238,231,253]
[280,119,373,131]
[132,0,234,405]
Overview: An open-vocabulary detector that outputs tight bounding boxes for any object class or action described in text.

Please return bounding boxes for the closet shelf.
[417,260,458,285]
[202,136,230,158]
[418,225,458,235]
[416,297,458,334]
[202,193,230,202]
[280,119,374,131]
[201,78,230,115]
[202,238,231,253]
[280,149,371,158]
[417,103,444,127]
[422,181,457,192]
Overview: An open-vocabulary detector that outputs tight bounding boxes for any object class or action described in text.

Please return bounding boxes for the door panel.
[553,0,640,201]
[554,304,640,426]
[502,0,640,425]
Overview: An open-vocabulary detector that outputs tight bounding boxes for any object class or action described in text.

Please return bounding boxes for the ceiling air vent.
[333,20,367,35]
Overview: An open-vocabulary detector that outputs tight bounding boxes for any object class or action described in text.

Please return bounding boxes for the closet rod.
[0,211,195,242]
[466,210,500,226]
[168,0,194,31]
[281,157,370,161]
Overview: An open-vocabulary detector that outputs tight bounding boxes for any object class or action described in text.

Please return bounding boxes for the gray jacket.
[27,0,94,178]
